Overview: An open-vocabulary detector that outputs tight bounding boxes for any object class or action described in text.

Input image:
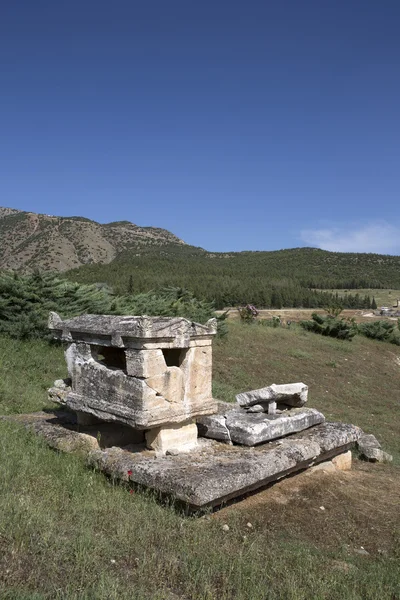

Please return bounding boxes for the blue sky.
[1,1,399,253]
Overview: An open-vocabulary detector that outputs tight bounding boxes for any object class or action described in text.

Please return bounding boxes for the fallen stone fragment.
[48,378,72,405]
[236,383,308,408]
[196,414,231,443]
[357,433,381,452]
[357,433,392,462]
[225,407,324,446]
[360,447,393,463]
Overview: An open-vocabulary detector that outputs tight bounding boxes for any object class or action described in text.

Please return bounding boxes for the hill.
[67,243,400,308]
[0,206,185,272]
[1,206,400,308]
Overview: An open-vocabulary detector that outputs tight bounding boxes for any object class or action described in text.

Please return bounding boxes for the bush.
[0,273,226,340]
[358,320,400,346]
[0,272,111,339]
[300,313,357,341]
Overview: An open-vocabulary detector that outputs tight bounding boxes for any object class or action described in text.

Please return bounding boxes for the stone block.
[146,366,184,403]
[332,450,352,470]
[236,383,308,408]
[181,346,212,402]
[308,460,337,473]
[197,414,231,443]
[125,349,167,378]
[145,421,198,454]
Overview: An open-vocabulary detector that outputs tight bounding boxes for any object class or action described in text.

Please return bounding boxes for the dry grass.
[220,307,395,324]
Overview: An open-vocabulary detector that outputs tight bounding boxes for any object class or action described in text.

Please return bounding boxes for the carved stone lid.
[48,312,217,347]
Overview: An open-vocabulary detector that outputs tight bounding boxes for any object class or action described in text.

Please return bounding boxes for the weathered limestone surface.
[89,421,361,508]
[125,349,166,378]
[236,383,308,408]
[49,312,217,348]
[332,450,352,470]
[48,314,218,430]
[181,346,213,404]
[225,407,325,446]
[3,412,361,508]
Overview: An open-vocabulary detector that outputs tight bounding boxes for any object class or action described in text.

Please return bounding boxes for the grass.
[320,288,399,309]
[0,327,400,599]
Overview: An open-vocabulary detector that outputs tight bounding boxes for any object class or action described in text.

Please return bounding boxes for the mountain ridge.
[0,206,185,272]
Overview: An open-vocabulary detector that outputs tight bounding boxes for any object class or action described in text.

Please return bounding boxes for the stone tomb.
[32,311,368,509]
[48,312,218,453]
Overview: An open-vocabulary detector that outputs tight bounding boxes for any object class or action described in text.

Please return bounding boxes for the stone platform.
[4,411,361,510]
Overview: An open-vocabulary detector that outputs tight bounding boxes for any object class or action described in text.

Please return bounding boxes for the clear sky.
[1,1,399,254]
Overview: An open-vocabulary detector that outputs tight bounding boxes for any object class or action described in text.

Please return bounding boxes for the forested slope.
[67,245,400,309]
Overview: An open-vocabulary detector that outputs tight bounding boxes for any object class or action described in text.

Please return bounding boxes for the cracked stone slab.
[2,412,361,509]
[198,406,325,446]
[225,407,325,445]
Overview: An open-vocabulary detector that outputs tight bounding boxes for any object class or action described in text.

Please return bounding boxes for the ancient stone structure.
[48,312,217,453]
[35,311,390,509]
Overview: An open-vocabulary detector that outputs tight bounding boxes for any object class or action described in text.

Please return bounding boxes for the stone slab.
[49,312,217,347]
[236,383,308,408]
[226,408,324,446]
[3,412,361,509]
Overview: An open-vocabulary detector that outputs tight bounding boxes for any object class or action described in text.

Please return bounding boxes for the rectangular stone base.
[3,412,361,510]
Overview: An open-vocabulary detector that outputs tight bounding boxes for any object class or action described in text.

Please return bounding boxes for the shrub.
[358,320,395,341]
[358,320,400,346]
[300,313,357,341]
[0,273,226,340]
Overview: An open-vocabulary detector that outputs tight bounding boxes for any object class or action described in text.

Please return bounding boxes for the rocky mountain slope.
[0,207,185,272]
